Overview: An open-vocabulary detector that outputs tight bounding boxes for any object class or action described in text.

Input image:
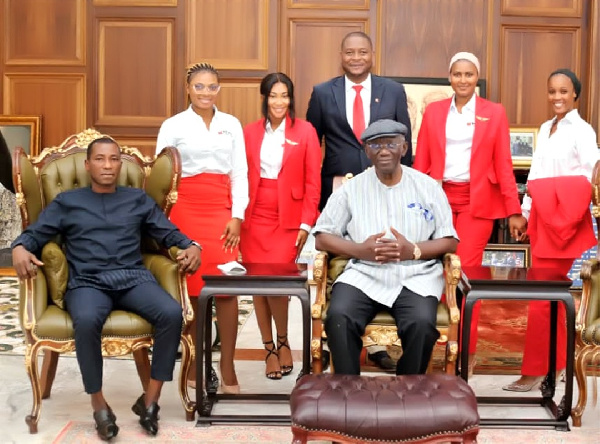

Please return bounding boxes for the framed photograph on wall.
[386,77,486,155]
[482,243,530,268]
[0,115,42,157]
[510,127,538,169]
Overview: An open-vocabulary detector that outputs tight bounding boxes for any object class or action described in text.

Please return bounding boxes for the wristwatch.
[412,243,421,260]
[190,241,202,251]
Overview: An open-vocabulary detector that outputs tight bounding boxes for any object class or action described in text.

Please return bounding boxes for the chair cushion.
[35,305,153,339]
[41,242,68,309]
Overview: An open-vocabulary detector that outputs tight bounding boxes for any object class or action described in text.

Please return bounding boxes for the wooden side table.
[196,263,310,425]
[460,266,575,431]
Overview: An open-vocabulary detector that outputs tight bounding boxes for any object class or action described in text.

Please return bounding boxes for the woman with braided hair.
[156,62,249,393]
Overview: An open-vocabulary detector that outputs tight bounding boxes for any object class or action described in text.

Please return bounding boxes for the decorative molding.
[93,0,177,6]
[501,0,582,17]
[287,0,369,9]
[97,20,173,127]
[187,0,269,70]
[4,0,86,66]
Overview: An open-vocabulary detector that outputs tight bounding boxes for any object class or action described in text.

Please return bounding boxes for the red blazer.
[242,117,321,229]
[414,96,521,219]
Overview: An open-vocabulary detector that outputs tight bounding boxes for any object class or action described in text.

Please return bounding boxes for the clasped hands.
[508,214,528,242]
[176,244,202,274]
[360,227,413,264]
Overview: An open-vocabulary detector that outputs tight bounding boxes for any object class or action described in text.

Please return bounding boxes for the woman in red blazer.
[414,52,527,376]
[241,72,321,379]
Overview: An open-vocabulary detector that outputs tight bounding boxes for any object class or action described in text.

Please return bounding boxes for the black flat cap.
[360,119,408,143]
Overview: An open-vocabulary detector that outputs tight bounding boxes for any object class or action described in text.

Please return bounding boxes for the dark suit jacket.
[0,130,14,193]
[242,117,321,229]
[414,96,521,219]
[306,74,412,209]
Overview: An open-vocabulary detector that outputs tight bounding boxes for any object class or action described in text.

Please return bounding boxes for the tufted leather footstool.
[290,374,479,443]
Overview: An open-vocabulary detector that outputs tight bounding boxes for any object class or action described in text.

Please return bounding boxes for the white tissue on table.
[217,261,247,275]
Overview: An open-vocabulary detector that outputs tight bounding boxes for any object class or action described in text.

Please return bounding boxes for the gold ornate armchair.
[311,252,462,374]
[571,159,600,427]
[12,129,195,433]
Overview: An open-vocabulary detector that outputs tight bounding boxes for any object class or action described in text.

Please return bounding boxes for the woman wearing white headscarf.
[414,52,527,375]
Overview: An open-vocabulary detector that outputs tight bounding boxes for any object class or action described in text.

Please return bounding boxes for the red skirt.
[241,178,297,264]
[170,173,238,296]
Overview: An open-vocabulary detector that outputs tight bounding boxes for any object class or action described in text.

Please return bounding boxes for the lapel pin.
[375,98,380,103]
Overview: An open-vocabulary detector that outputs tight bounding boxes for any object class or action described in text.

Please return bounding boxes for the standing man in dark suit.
[306,31,413,211]
[306,31,412,371]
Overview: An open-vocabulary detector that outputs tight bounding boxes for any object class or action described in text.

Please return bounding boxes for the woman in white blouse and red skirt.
[241,73,321,380]
[503,69,598,391]
[156,63,249,393]
[414,52,527,376]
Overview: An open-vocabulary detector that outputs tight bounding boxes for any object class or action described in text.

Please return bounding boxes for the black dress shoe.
[132,393,160,435]
[321,349,330,371]
[93,408,119,441]
[367,350,396,371]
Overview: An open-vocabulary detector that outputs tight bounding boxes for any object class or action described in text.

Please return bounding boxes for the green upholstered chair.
[572,159,600,427]
[310,251,462,374]
[12,129,195,433]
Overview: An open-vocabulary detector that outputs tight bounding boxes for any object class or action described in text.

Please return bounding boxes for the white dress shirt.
[259,118,285,179]
[314,167,458,306]
[521,109,599,219]
[345,74,371,130]
[443,94,476,182]
[258,117,311,233]
[156,105,249,220]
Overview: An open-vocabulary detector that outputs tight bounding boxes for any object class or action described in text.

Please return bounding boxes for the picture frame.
[482,243,530,268]
[510,127,538,169]
[0,115,42,157]
[386,77,486,155]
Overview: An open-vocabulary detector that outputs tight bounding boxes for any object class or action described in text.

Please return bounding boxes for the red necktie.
[352,85,365,141]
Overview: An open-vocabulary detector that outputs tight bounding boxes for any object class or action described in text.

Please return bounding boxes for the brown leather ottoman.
[290,374,479,443]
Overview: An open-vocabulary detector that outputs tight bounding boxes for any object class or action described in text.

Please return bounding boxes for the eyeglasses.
[192,83,221,94]
[365,142,403,151]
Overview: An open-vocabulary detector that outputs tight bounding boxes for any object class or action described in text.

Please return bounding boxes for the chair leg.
[133,348,151,392]
[25,343,43,434]
[179,333,196,421]
[571,345,591,427]
[40,350,59,399]
[291,427,308,444]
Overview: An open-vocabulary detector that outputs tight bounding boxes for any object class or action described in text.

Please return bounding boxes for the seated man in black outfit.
[11,137,202,441]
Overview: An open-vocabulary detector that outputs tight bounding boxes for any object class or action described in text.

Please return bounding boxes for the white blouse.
[156,106,249,220]
[521,109,599,218]
[443,94,476,182]
[259,118,285,179]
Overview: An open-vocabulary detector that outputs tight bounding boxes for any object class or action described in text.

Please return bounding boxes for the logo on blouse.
[475,116,489,122]
[218,130,233,137]
[285,138,299,146]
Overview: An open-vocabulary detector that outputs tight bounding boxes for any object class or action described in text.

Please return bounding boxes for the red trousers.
[520,255,572,375]
[443,182,494,354]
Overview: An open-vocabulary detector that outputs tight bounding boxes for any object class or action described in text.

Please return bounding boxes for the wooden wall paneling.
[285,19,368,119]
[96,20,173,127]
[501,0,582,17]
[118,137,159,158]
[288,0,369,9]
[216,81,262,127]
[4,0,85,65]
[499,26,581,126]
[378,0,488,78]
[93,0,177,6]
[3,74,86,147]
[187,0,269,70]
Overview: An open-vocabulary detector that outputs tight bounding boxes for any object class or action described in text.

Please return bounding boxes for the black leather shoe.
[321,349,330,372]
[132,393,160,435]
[93,408,119,441]
[368,350,396,371]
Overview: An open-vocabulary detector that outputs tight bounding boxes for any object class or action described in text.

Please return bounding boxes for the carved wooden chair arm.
[311,251,329,320]
[443,253,462,326]
[577,258,600,333]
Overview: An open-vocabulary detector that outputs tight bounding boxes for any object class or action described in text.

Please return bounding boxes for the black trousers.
[64,281,183,394]
[325,283,439,375]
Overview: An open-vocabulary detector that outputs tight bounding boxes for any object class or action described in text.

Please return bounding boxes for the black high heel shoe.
[277,334,294,376]
[263,340,282,380]
[132,393,160,436]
